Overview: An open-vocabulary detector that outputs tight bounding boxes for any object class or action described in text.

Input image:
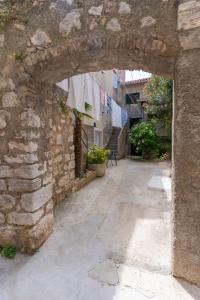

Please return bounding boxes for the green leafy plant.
[87,145,110,164]
[129,122,160,159]
[144,75,173,139]
[14,51,27,62]
[85,102,92,113]
[1,245,16,259]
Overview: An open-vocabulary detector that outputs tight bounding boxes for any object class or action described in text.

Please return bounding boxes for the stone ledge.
[73,170,96,192]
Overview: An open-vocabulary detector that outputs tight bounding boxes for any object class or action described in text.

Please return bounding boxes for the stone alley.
[0,159,200,300]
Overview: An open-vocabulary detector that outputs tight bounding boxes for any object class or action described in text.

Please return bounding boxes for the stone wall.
[0,83,75,252]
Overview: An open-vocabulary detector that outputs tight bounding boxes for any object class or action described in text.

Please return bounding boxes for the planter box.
[88,162,107,177]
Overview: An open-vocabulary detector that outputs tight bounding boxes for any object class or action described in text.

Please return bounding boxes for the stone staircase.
[107,127,121,155]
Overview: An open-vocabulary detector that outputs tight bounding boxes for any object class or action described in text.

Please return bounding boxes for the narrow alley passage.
[0,159,200,300]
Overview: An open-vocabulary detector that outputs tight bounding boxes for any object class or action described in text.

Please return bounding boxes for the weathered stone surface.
[178,1,200,30]
[21,184,53,212]
[179,28,200,50]
[88,5,103,16]
[2,92,18,107]
[0,166,13,178]
[0,180,6,191]
[24,212,54,249]
[0,110,10,130]
[20,110,41,128]
[0,116,7,129]
[0,194,16,212]
[8,141,38,153]
[45,200,53,213]
[69,160,75,170]
[7,209,43,226]
[0,213,5,224]
[8,178,41,192]
[58,175,69,187]
[31,30,52,47]
[0,225,16,245]
[20,131,40,140]
[4,153,38,164]
[14,164,43,179]
[59,10,82,37]
[0,34,4,48]
[141,16,156,28]
[106,18,121,32]
[118,2,131,14]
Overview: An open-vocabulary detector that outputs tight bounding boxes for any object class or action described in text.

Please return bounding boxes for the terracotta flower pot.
[88,162,107,177]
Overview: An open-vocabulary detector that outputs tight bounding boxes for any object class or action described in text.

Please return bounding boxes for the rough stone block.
[20,130,40,140]
[7,209,43,226]
[59,10,82,37]
[45,200,54,213]
[58,174,69,187]
[0,179,7,191]
[0,166,13,178]
[178,1,200,30]
[8,141,38,153]
[0,194,16,212]
[24,212,54,250]
[0,116,7,129]
[14,164,43,179]
[21,184,53,212]
[65,154,70,161]
[0,225,17,245]
[0,213,5,224]
[88,5,103,16]
[118,1,131,14]
[4,153,38,164]
[20,109,41,128]
[8,178,41,192]
[69,160,75,170]
[2,92,18,107]
[31,30,52,47]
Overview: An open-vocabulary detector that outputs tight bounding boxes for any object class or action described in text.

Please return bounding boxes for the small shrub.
[87,145,110,164]
[129,122,160,159]
[1,245,16,259]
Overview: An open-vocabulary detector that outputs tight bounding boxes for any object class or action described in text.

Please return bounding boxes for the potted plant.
[87,145,110,177]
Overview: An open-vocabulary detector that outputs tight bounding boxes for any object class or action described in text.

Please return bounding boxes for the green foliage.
[14,51,27,62]
[144,75,173,137]
[129,122,160,159]
[85,102,92,113]
[72,108,93,120]
[87,145,110,164]
[1,245,16,259]
[60,100,69,116]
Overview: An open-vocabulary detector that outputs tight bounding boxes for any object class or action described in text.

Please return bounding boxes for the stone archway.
[0,0,200,286]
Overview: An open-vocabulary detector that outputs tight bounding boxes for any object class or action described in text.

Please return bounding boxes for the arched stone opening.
[0,0,200,286]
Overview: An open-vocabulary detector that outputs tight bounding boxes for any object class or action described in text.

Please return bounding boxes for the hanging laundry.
[112,99,122,128]
[100,87,107,106]
[107,96,112,115]
[112,73,118,89]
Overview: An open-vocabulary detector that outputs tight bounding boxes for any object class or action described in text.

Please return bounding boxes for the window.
[125,93,140,105]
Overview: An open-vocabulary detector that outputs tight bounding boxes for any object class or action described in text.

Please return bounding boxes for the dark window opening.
[125,93,140,105]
